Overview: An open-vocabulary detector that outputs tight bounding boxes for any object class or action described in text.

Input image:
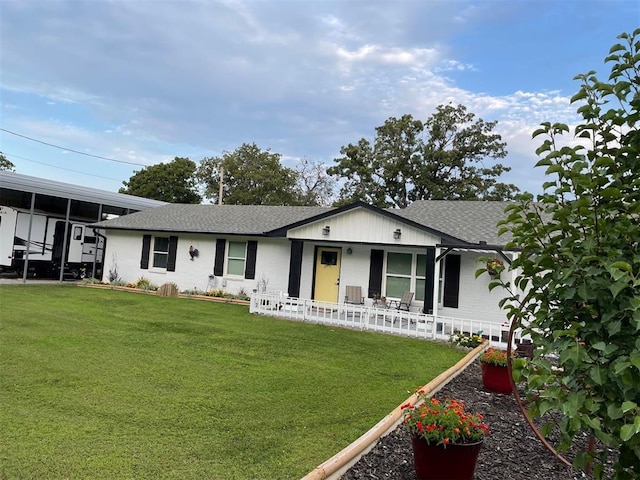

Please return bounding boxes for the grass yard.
[0,285,465,479]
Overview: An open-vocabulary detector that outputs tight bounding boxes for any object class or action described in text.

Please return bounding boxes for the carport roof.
[0,171,167,212]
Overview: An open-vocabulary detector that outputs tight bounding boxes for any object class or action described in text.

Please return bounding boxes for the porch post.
[432,246,441,339]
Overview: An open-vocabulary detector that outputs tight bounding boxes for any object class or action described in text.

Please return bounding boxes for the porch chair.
[344,285,365,305]
[386,291,414,311]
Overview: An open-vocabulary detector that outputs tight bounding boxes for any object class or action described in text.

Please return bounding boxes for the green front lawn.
[0,285,464,479]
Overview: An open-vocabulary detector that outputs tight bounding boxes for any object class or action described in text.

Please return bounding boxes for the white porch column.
[432,246,441,339]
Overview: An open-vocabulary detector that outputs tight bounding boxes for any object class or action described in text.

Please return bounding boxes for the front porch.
[250,291,521,349]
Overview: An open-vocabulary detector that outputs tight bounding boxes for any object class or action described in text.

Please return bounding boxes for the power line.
[0,127,147,167]
[3,151,124,182]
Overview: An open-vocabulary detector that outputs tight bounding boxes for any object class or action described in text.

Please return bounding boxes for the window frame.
[226,240,247,277]
[384,251,427,301]
[151,235,170,271]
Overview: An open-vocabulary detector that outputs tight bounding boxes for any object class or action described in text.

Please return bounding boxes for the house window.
[321,250,338,265]
[385,252,427,300]
[227,241,246,276]
[385,252,412,298]
[152,236,169,269]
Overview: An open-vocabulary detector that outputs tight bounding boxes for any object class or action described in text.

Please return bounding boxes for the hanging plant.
[486,258,504,277]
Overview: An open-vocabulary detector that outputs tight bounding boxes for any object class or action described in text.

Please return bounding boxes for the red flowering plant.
[479,347,508,367]
[401,391,490,447]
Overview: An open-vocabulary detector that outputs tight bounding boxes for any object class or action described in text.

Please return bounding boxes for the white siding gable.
[287,208,440,246]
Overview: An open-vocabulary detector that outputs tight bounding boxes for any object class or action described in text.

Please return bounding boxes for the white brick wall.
[102,231,291,295]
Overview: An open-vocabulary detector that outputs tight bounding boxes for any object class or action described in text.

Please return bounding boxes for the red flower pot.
[411,436,483,480]
[481,362,512,394]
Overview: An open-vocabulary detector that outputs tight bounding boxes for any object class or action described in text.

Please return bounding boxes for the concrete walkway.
[0,275,80,285]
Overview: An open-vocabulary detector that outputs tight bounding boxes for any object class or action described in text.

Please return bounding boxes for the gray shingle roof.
[391,200,513,245]
[93,200,514,245]
[92,204,333,235]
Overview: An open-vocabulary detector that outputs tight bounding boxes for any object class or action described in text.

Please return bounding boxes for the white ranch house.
[93,201,521,347]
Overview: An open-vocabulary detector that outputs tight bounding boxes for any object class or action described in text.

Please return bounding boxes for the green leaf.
[546,164,564,175]
[615,360,632,374]
[535,142,552,155]
[608,403,623,420]
[610,261,632,272]
[610,281,627,299]
[532,126,550,138]
[592,341,607,351]
[620,416,640,441]
[622,401,637,413]
[607,320,622,336]
[589,365,605,385]
[609,43,626,53]
[570,90,589,103]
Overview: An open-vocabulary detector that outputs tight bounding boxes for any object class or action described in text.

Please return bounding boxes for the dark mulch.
[341,360,616,480]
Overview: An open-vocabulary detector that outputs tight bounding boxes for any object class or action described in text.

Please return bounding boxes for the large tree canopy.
[119,157,201,203]
[0,151,15,172]
[197,143,301,205]
[328,104,518,208]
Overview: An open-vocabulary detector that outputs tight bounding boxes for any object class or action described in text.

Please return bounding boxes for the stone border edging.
[301,340,490,480]
[79,283,250,305]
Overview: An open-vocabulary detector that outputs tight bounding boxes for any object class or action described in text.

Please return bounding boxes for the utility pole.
[218,166,224,205]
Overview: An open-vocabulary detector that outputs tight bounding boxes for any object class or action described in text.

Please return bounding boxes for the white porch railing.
[249,292,521,349]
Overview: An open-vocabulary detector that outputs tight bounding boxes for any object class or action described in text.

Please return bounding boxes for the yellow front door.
[313,247,341,303]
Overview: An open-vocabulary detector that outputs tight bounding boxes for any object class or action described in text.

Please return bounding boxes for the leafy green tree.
[0,151,16,172]
[198,143,301,205]
[328,105,517,208]
[119,157,201,203]
[199,148,334,206]
[482,30,640,479]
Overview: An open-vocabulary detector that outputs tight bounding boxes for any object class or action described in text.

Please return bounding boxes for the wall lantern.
[322,225,330,236]
[346,247,353,255]
[189,245,199,260]
[393,228,402,240]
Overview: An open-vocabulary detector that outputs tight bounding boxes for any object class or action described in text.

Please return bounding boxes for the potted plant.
[486,258,505,277]
[402,393,489,480]
[479,347,512,394]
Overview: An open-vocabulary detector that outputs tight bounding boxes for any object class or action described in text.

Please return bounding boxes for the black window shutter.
[140,234,151,269]
[287,240,303,298]
[245,241,257,279]
[368,249,384,298]
[443,254,461,308]
[167,236,178,272]
[214,239,226,276]
[423,246,435,314]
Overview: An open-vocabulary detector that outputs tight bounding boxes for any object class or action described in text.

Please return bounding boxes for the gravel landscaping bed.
[341,360,615,480]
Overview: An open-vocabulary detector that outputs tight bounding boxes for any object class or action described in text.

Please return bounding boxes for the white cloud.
[1,0,628,195]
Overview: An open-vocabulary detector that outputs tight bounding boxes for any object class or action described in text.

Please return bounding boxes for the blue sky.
[0,0,637,198]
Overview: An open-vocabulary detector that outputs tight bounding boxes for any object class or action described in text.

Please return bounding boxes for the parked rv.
[0,205,104,279]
